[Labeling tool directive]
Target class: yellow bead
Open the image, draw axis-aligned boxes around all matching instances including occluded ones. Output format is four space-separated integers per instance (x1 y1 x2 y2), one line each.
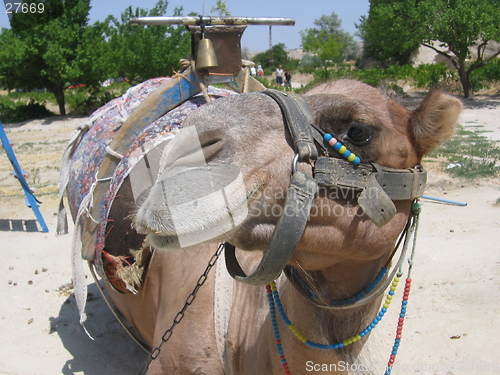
338 145 347 154
394 277 400 282
347 153 356 162
383 303 389 309
390 286 397 291
387 295 393 300
355 334 362 341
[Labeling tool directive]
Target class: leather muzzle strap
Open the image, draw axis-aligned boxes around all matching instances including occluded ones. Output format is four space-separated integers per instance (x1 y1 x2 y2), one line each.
262 89 322 162
225 170 317 286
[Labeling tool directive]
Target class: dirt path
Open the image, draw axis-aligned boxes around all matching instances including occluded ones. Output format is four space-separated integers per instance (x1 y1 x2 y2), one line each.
0 95 499 374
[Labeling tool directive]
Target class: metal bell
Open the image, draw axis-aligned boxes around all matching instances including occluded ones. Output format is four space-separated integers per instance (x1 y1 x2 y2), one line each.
196 36 218 70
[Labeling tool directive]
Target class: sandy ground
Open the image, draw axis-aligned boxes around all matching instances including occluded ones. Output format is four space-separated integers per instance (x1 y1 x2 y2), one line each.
0 95 499 375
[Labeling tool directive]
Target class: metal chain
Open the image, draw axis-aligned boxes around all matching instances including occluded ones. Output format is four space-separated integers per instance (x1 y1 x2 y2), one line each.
139 242 225 375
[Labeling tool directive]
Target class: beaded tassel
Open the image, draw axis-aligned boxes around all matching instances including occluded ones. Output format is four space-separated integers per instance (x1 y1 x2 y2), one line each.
384 278 412 375
266 284 292 375
323 133 361 165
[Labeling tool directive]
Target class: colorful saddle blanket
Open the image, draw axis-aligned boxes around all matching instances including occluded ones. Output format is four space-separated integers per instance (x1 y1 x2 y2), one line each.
60 78 235 292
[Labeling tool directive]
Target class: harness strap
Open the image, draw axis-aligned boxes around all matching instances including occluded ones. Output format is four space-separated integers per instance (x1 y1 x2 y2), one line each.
262 90 321 162
225 170 317 285
314 157 427 201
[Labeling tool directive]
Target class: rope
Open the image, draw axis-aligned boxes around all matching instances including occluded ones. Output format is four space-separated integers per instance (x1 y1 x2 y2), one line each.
105 146 124 159
79 172 113 225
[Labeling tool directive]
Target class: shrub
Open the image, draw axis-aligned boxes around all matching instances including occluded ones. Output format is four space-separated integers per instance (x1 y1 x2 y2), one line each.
0 96 53 123
470 58 500 92
66 86 118 116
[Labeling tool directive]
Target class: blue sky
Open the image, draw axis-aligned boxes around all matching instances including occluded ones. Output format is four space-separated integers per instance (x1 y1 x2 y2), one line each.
0 0 370 52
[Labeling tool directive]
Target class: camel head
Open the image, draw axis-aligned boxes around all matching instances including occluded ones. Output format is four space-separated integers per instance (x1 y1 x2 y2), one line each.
135 80 461 277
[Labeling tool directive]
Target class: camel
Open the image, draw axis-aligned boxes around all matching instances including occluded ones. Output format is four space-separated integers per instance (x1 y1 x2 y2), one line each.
63 79 462 374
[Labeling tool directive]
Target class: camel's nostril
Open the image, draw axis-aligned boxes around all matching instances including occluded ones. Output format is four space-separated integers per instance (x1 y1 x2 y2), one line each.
201 138 225 161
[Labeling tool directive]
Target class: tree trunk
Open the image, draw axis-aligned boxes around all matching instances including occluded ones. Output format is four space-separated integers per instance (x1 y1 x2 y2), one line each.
457 62 473 99
52 86 66 116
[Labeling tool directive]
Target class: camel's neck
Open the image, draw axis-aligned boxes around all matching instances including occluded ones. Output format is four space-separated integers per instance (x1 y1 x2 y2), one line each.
227 253 387 374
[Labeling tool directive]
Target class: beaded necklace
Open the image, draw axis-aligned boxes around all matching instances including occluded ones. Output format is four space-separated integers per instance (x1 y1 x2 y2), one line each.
266 202 421 375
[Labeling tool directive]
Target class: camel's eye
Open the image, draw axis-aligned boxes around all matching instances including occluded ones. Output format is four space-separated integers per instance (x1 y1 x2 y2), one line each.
346 122 373 146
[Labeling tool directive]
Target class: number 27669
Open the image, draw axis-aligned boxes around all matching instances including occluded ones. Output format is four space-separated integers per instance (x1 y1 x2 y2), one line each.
6 3 45 14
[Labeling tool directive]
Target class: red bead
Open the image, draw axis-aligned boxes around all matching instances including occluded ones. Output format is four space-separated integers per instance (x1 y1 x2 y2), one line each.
403 296 409 301
396 334 402 339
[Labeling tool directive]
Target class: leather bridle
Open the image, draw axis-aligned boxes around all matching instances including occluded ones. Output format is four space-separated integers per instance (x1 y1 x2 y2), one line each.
225 89 427 291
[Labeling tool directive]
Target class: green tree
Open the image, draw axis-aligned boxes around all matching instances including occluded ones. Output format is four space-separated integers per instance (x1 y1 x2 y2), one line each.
357 0 421 65
301 12 361 69
104 0 190 85
210 0 231 16
0 0 107 115
359 0 500 98
253 43 289 69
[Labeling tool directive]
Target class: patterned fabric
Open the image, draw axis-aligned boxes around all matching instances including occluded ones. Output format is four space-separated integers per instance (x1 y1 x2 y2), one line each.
66 77 235 281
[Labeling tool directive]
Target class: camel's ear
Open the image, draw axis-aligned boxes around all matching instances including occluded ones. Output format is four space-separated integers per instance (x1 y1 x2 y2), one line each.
409 91 462 157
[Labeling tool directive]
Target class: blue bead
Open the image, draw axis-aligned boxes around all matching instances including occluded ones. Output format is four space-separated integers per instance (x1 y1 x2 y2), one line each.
353 156 361 165
324 133 333 142
343 150 351 158
389 290 395 295
333 142 343 150
402 300 408 305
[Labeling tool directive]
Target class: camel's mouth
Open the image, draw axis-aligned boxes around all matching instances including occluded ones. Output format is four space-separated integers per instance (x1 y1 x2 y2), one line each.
134 164 268 250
